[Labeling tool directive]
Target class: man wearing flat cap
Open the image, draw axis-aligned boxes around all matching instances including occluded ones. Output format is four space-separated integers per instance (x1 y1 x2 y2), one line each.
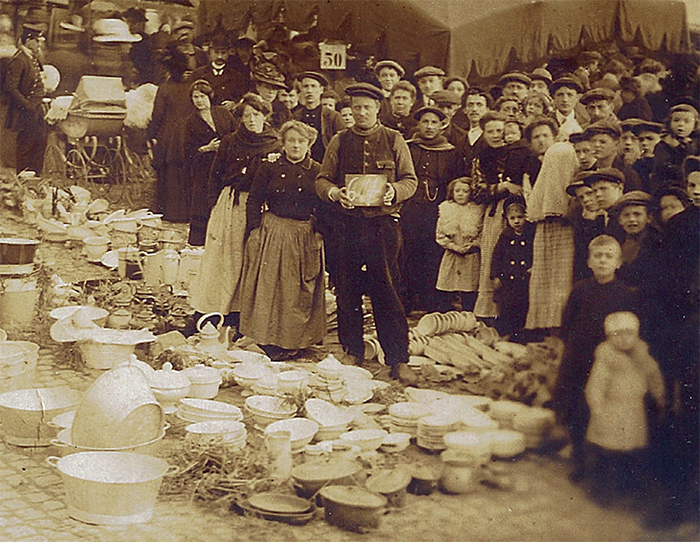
191 33 246 107
625 120 663 193
500 72 531 103
293 71 343 163
582 167 626 230
551 76 586 141
581 87 618 126
4 23 47 173
316 82 418 383
529 68 552 96
375 60 404 98
413 66 444 109
430 89 466 147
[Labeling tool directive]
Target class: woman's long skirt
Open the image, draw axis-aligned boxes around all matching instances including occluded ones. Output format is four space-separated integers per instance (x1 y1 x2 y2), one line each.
189 187 247 314
474 201 505 318
525 217 574 329
239 212 326 350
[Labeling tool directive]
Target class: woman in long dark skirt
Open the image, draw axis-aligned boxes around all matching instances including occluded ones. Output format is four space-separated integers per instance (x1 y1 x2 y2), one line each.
239 120 325 360
183 79 235 246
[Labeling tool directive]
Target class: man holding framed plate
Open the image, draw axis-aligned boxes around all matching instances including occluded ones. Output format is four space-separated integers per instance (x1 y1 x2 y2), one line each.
316 83 418 383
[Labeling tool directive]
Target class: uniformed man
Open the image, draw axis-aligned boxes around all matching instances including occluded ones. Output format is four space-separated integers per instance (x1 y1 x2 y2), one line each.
316 82 418 383
293 71 343 163
4 23 47 174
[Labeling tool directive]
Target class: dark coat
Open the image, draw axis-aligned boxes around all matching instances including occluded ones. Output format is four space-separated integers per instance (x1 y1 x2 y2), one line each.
4 49 43 131
190 64 247 105
293 105 344 162
406 138 461 205
379 110 417 138
651 137 700 188
184 106 236 240
617 95 652 121
459 133 486 179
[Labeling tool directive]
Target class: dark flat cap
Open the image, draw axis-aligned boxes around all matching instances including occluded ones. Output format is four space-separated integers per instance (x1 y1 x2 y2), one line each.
431 90 461 106
414 66 445 80
634 121 664 134
614 190 653 210
580 87 616 105
375 60 405 78
296 71 329 87
566 172 591 196
584 120 622 139
530 68 553 84
414 106 446 121
345 82 384 102
582 167 625 187
550 76 584 95
569 131 592 144
500 72 531 86
22 23 45 37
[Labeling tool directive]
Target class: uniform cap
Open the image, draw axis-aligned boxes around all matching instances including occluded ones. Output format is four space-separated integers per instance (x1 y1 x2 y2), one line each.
296 71 329 87
345 82 384 102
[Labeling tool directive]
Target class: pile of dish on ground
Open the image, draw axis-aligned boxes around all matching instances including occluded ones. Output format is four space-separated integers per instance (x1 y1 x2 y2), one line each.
0 305 563 533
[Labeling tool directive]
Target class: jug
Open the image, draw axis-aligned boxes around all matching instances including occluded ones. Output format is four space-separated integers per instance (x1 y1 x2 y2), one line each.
265 430 292 483
162 249 180 285
195 312 230 359
138 251 164 286
178 247 204 287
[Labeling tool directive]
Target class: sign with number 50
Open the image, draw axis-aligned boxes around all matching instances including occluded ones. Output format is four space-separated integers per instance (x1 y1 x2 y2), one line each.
320 43 347 70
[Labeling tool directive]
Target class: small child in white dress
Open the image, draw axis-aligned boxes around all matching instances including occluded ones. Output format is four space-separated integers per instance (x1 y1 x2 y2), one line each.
435 177 485 311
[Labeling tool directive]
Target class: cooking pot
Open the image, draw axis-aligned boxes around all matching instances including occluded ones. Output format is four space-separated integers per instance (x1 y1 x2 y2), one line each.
0 238 40 265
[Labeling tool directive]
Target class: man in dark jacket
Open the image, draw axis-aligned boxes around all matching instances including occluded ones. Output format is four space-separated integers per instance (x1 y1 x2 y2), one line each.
190 34 246 107
4 23 47 174
316 83 418 383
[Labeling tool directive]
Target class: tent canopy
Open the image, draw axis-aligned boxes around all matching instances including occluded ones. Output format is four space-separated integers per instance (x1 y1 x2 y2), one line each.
198 0 690 79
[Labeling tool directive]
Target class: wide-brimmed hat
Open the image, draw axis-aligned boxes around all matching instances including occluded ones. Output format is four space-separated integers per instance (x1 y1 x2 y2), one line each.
59 15 86 33
252 62 286 89
375 60 405 78
92 18 141 42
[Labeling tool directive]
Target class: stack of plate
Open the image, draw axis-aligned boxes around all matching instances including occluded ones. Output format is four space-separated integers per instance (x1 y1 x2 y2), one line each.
416 414 461 451
234 493 315 525
308 373 346 403
185 420 247 450
176 398 243 424
388 402 427 436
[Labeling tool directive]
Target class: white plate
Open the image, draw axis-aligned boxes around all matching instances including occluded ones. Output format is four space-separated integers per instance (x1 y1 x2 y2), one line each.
100 250 119 270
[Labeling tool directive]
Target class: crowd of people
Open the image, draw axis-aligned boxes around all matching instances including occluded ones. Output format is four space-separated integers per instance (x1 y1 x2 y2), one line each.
1 10 698 529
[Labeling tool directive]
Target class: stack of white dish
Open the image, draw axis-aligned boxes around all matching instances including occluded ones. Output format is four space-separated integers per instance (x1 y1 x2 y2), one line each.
388 402 427 436
177 398 243 424
252 374 280 396
416 414 461 451
264 418 319 452
488 400 529 430
339 429 388 452
231 361 274 388
245 395 297 429
511 407 555 448
380 432 411 453
308 373 346 403
185 420 247 450
443 431 493 465
483 430 526 459
278 370 309 394
304 398 353 441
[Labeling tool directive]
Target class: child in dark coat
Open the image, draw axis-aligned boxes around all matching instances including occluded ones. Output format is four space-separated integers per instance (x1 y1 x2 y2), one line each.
553 235 636 482
490 196 534 341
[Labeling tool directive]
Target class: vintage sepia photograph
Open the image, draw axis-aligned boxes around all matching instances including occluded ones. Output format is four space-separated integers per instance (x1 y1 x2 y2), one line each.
0 0 697 540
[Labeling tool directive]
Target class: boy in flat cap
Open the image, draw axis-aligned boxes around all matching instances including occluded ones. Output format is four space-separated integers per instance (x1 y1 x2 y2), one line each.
4 23 47 174
413 66 444 109
316 82 418 383
293 71 344 163
375 60 404 98
431 89 466 147
585 121 643 191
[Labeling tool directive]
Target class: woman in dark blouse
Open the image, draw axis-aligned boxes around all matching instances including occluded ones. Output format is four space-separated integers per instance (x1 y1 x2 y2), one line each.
184 79 235 245
239 120 325 359
188 93 280 321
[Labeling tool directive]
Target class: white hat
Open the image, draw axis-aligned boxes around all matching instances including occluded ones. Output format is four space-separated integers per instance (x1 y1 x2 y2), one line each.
92 18 141 43
59 15 85 33
604 312 640 334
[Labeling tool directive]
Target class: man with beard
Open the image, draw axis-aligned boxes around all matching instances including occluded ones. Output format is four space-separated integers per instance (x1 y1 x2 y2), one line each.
190 34 246 107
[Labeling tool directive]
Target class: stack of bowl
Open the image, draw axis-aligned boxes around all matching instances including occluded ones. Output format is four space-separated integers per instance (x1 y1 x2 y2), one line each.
245 395 297 429
264 418 319 452
512 407 555 449
278 370 309 394
443 431 493 465
388 402 427 436
379 432 411 453
305 399 354 441
182 365 222 399
185 420 247 450
232 361 274 389
177 398 243 423
252 374 279 396
339 429 388 453
488 400 529 430
416 414 461 451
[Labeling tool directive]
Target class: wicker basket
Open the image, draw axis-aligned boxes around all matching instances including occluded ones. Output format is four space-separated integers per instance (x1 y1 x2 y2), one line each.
77 342 135 370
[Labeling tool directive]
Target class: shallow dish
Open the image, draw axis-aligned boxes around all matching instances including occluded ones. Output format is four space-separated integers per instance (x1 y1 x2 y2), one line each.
340 429 388 452
264 418 318 452
179 398 242 418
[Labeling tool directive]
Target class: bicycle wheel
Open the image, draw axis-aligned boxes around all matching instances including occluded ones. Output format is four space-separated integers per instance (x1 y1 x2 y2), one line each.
99 147 127 205
42 144 67 186
66 148 88 187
